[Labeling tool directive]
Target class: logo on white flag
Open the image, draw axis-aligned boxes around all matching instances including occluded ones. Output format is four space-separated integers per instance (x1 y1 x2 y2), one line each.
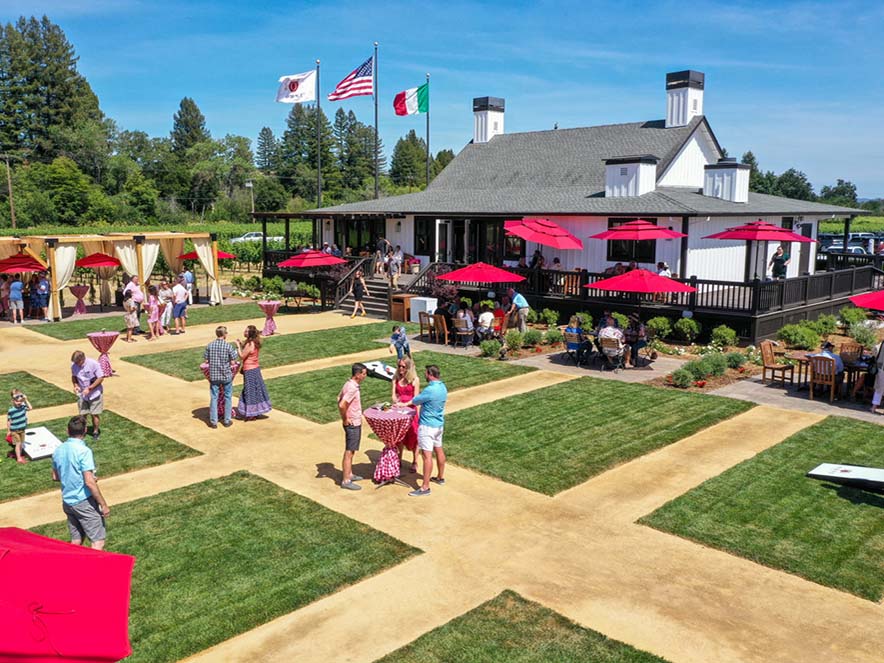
277 70 316 104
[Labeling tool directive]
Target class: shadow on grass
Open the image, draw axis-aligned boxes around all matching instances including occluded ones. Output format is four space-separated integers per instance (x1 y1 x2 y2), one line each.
821 483 884 509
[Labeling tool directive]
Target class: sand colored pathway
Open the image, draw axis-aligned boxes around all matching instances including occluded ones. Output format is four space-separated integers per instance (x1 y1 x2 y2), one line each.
1 314 881 663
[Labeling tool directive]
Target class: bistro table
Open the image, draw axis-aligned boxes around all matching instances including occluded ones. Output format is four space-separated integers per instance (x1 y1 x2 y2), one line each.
258 300 281 336
363 405 415 487
69 284 90 315
785 353 811 389
86 331 120 377
199 361 241 420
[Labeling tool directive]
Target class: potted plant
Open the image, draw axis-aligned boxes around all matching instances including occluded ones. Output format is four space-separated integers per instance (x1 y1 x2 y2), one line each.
406 257 421 274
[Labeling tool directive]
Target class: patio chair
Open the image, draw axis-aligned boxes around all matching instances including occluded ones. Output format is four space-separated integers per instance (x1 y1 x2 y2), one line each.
418 311 435 342
599 336 626 371
452 318 474 349
839 342 863 365
492 311 505 337
562 331 584 366
760 340 794 386
808 355 837 402
433 314 451 346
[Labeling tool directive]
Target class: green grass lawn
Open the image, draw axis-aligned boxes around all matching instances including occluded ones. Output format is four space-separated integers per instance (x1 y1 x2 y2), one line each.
33 471 419 663
376 590 669 663
443 377 753 495
267 350 536 423
0 371 76 408
27 302 296 341
123 321 415 381
0 411 200 503
640 416 884 601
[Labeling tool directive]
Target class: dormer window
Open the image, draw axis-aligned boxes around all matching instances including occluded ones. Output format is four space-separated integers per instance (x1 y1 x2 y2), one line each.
604 155 659 197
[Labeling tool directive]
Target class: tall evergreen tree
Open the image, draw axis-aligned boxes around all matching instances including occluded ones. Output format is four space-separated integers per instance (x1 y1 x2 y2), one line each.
170 97 210 155
279 104 337 200
432 148 455 179
774 168 815 201
255 126 279 171
390 130 427 187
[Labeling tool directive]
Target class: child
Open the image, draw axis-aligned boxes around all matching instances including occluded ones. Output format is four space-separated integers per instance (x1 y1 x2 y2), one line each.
389 325 411 360
122 291 138 342
7 389 32 464
146 285 161 340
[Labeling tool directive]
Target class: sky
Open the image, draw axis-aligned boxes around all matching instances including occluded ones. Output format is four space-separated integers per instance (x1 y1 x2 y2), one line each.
4 0 884 197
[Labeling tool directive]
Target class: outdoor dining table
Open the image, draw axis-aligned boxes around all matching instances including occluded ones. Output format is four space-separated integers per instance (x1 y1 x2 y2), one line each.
784 353 811 389
86 331 120 377
258 300 281 336
363 405 415 487
68 284 90 315
199 361 241 420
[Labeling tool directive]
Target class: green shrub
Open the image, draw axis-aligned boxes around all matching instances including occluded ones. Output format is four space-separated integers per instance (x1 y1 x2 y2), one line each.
710 324 738 348
703 353 728 377
839 306 868 327
479 299 495 310
544 328 563 345
230 275 244 287
480 339 502 357
777 324 820 350
261 276 284 296
245 275 261 291
684 360 709 381
725 351 747 369
670 368 694 388
575 311 593 329
646 316 672 339
674 317 701 343
806 314 838 338
848 322 878 349
459 296 472 308
526 309 538 324
295 281 320 299
540 308 559 327
610 312 629 329
522 329 543 346
505 330 523 352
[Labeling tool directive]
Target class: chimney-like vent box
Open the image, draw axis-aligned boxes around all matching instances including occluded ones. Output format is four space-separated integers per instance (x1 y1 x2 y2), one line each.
666 70 705 128
704 157 750 203
473 96 505 144
604 155 659 197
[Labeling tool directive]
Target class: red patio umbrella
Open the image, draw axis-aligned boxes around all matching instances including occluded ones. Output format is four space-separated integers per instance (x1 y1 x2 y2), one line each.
0 254 46 274
277 250 347 268
504 218 584 250
584 268 696 293
0 527 135 662
75 252 121 268
178 250 235 260
588 219 687 241
848 290 884 310
436 262 526 284
702 220 817 280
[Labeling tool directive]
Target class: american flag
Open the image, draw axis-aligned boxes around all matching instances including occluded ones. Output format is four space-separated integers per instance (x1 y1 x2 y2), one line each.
328 56 374 101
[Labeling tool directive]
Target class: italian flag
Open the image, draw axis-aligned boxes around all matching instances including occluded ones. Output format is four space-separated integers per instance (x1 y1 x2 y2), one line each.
393 83 429 116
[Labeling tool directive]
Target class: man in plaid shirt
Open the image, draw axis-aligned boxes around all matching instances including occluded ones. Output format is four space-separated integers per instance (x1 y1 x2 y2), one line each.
204 326 239 428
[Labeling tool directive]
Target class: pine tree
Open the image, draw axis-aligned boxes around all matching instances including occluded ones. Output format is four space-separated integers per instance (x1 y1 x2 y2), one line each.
432 148 455 180
279 104 337 200
774 168 815 201
255 127 279 171
170 97 210 155
390 130 427 187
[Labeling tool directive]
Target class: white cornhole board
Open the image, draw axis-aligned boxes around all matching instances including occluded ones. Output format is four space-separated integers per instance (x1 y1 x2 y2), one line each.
807 463 884 494
364 361 395 382
22 426 63 460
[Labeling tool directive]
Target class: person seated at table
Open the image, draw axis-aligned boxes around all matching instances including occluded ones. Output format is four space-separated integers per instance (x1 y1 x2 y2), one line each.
517 256 528 269
458 300 475 325
455 307 475 345
565 315 591 364
627 261 638 272
614 263 627 276
657 261 671 277
811 340 845 396
433 302 452 329
391 356 420 473
598 316 630 365
624 313 647 367
476 304 496 340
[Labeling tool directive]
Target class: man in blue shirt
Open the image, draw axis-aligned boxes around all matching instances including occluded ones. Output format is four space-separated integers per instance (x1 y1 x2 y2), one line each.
183 267 195 305
812 341 845 396
51 416 110 550
506 287 530 333
405 365 448 496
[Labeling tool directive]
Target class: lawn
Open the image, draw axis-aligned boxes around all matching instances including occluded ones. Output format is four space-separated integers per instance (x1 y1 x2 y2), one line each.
267 350 536 423
0 371 76 408
27 302 293 341
33 471 419 663
0 411 200 503
376 590 669 663
443 377 754 495
640 416 884 601
123 321 414 381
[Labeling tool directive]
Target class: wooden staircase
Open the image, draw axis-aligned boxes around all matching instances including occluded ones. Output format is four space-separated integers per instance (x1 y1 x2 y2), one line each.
338 275 391 318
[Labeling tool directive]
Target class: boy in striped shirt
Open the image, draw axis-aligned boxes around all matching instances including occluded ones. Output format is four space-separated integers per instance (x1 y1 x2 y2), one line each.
7 389 33 464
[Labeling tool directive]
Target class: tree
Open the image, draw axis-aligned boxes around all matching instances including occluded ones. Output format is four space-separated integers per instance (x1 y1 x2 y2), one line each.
170 97 210 155
774 168 815 201
252 175 289 212
390 130 427 187
432 148 455 179
279 104 338 201
819 179 857 207
255 127 279 171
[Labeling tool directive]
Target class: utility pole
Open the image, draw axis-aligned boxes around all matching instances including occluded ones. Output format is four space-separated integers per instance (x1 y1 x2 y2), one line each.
3 154 16 230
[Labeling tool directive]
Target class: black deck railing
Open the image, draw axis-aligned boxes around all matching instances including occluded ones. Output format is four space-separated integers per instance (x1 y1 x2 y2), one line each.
824 252 884 271
263 251 370 308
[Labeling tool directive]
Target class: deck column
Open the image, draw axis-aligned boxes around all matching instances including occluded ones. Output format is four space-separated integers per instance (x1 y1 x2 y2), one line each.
842 215 853 255
679 215 689 277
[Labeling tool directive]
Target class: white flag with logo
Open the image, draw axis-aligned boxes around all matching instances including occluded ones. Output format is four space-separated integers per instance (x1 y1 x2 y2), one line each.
276 70 316 104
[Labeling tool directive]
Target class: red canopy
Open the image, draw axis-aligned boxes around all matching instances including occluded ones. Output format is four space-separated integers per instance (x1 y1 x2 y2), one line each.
76 252 121 269
702 220 816 243
504 218 584 250
436 262 526 284
589 219 687 241
277 250 347 268
0 254 45 274
848 290 884 310
585 268 696 293
0 527 135 662
178 250 235 260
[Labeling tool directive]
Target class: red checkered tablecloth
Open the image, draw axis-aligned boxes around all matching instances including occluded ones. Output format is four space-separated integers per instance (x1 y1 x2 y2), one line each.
86 331 120 377
258 300 281 336
69 284 90 315
364 406 415 483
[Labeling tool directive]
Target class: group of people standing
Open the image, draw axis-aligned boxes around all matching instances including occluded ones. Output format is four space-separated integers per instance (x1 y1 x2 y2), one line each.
120 272 191 341
0 272 51 324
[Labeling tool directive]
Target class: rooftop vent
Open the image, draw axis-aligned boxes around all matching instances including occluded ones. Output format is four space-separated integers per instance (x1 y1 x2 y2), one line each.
666 70 704 128
704 157 750 203
604 155 659 197
473 96 505 144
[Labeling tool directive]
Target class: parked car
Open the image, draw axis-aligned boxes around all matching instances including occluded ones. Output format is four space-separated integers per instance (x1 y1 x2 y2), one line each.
821 243 867 254
230 231 284 244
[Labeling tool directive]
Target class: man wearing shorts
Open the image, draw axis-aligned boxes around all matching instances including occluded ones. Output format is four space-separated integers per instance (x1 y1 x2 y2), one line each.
71 350 104 440
337 363 367 491
172 275 188 334
406 364 448 497
52 416 110 550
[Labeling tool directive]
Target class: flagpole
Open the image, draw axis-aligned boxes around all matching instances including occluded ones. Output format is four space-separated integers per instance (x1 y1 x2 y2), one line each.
373 41 379 199
425 72 430 187
316 59 322 208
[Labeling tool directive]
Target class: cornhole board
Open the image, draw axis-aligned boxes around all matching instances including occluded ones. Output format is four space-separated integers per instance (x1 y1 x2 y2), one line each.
806 463 884 494
22 426 63 460
364 361 395 382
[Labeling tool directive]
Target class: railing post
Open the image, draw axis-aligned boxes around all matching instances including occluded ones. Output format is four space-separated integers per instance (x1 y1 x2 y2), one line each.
850 266 857 294
750 278 760 315
802 274 809 306
688 275 698 310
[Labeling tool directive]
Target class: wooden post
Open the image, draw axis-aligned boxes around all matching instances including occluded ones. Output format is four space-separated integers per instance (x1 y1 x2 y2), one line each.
134 236 146 300
842 215 853 255
46 238 60 320
211 233 222 306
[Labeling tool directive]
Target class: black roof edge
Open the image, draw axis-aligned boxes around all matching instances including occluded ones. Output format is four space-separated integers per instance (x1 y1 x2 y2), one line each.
704 161 751 170
604 154 660 165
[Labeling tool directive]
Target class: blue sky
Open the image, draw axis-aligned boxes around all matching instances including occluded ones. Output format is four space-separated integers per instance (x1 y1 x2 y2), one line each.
5 0 884 196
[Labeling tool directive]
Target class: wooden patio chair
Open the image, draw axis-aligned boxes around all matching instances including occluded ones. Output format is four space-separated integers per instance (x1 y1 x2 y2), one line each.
562 331 584 366
418 311 435 342
760 340 794 386
839 342 863 365
492 311 505 337
808 355 837 402
599 336 626 371
452 318 474 349
433 314 451 346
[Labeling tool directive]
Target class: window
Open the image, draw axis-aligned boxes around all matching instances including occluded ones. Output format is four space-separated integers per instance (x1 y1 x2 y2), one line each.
504 234 525 261
781 217 794 230
414 217 436 257
606 218 657 263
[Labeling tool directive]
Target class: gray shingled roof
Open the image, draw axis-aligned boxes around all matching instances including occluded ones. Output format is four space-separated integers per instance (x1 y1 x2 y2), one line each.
311 116 864 217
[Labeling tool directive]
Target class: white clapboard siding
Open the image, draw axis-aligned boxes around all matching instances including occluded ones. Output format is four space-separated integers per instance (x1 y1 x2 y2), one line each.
658 132 720 188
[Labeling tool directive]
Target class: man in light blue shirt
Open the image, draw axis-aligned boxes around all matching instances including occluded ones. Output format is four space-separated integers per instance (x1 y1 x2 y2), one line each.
812 341 845 395
506 287 530 333
51 416 110 549
405 365 448 496
183 267 195 304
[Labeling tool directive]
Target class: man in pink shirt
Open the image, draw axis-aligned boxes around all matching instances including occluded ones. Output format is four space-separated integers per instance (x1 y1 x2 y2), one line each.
337 363 367 491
